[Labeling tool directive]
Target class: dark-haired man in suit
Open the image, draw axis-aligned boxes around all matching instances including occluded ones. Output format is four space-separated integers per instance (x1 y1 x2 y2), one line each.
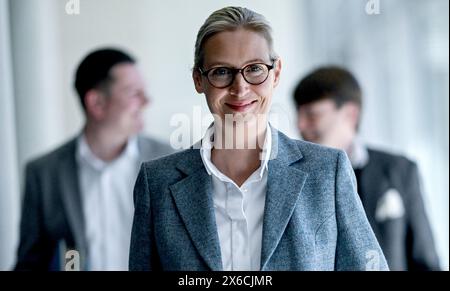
15 48 173 270
293 66 441 271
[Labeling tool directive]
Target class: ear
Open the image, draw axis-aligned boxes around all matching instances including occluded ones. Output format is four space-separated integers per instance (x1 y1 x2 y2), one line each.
272 58 282 88
84 89 107 119
192 69 204 94
343 103 360 128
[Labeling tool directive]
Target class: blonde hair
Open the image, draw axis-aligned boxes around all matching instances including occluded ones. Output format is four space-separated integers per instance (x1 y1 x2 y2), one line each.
194 6 278 70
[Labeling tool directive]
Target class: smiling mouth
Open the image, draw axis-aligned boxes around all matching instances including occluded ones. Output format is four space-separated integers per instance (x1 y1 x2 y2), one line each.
225 100 258 112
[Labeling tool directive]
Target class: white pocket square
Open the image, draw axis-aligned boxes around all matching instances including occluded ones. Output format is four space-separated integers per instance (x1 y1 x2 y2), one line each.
375 188 405 222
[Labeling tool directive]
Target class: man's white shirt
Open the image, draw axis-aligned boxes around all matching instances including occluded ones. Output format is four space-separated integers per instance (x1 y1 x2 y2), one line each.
76 134 140 271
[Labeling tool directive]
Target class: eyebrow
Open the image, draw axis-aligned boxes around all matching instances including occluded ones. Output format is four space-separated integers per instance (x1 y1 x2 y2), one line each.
206 58 271 68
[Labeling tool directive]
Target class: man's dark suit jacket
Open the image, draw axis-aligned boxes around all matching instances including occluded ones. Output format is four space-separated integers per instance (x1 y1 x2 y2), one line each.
354 148 441 271
15 135 173 270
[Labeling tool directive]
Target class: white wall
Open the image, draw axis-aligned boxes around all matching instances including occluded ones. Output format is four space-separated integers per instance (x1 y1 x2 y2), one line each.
10 0 65 171
0 0 19 271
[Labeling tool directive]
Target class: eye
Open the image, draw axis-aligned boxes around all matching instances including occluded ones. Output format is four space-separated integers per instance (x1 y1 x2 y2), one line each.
245 64 264 75
210 67 231 77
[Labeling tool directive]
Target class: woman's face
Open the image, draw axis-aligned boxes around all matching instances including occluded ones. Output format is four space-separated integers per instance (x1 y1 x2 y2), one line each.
193 28 281 125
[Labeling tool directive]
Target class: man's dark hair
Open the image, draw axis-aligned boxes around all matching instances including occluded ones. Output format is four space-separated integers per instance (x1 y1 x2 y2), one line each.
74 48 135 111
293 66 362 110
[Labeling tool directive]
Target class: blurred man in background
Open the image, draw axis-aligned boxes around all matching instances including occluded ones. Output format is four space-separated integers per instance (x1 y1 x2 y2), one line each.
293 66 441 271
15 48 173 270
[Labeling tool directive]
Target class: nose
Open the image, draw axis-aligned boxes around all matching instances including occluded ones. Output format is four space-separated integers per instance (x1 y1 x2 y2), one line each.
229 72 250 98
297 114 310 133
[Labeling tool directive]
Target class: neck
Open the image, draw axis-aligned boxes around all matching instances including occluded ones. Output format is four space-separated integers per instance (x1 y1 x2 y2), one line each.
213 116 267 149
341 134 356 155
343 136 358 158
211 122 267 187
84 122 130 162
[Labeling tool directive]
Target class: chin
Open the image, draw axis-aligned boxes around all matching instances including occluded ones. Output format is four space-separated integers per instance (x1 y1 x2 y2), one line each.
134 117 145 129
135 124 144 133
125 124 142 137
301 136 315 143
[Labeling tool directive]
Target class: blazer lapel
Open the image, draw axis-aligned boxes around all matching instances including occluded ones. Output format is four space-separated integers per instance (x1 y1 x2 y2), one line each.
59 139 88 268
169 150 223 271
260 131 308 270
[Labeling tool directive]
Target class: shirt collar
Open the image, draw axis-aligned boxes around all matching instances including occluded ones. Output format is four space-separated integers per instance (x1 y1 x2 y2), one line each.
347 136 369 169
76 133 139 171
199 123 272 182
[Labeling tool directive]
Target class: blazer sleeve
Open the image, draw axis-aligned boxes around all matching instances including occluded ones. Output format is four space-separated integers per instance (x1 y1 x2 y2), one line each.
404 162 441 270
15 162 55 270
334 151 389 271
129 164 159 271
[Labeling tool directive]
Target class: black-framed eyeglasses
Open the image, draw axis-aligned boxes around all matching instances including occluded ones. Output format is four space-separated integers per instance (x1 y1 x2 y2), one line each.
199 61 276 89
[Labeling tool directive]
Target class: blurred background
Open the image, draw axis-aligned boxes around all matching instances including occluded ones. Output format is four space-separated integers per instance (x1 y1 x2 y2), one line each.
0 0 448 270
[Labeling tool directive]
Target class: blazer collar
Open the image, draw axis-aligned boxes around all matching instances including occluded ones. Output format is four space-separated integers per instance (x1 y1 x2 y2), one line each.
260 130 308 270
59 138 88 268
